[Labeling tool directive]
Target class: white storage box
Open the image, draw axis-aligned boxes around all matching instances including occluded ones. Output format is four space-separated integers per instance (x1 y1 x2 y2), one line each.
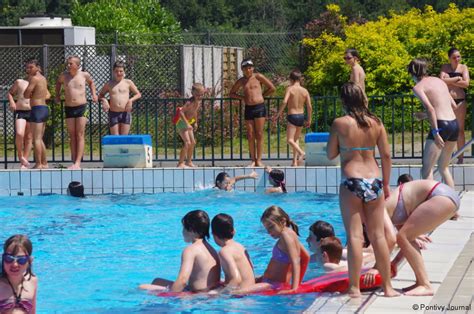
102 135 153 168
305 132 339 166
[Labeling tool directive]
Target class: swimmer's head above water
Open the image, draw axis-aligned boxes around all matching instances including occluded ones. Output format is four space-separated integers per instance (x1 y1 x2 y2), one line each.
68 181 85 198
215 172 231 191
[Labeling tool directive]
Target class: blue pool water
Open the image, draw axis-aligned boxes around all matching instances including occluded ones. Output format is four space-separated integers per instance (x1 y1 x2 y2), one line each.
1 191 343 313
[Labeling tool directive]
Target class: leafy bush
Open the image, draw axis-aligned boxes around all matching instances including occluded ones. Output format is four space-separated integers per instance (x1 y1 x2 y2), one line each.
303 4 474 96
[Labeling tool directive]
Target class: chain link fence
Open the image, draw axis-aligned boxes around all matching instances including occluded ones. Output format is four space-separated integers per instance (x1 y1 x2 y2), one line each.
96 31 306 77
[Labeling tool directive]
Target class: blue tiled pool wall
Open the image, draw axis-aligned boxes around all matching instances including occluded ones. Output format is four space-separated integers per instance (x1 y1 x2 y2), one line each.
0 165 472 196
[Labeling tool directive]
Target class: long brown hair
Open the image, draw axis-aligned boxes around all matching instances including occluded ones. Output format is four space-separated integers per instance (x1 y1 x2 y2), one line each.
1 234 34 279
340 82 380 128
261 205 299 236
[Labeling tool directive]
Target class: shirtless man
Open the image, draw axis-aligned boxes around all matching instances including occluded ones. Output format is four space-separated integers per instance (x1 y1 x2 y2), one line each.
230 59 276 167
8 73 32 169
99 61 141 135
211 213 255 291
139 210 221 292
24 59 50 169
408 58 459 188
273 69 312 166
55 56 98 169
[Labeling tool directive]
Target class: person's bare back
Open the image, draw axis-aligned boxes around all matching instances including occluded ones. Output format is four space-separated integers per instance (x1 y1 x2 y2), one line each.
9 79 30 110
186 239 221 291
219 240 255 290
284 84 310 115
413 76 456 121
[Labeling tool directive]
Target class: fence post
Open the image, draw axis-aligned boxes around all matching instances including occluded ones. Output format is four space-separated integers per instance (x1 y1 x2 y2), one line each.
206 30 211 45
299 28 304 70
42 45 49 78
110 44 117 78
3 102 7 169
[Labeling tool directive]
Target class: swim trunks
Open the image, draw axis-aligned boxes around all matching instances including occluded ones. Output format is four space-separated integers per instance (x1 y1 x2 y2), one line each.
341 177 383 203
14 110 31 122
427 119 459 142
108 111 131 127
30 105 49 123
287 114 305 127
65 104 87 119
176 118 195 132
244 103 266 120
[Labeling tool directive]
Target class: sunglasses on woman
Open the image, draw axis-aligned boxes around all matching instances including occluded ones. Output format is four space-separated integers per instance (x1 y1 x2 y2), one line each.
2 254 29 265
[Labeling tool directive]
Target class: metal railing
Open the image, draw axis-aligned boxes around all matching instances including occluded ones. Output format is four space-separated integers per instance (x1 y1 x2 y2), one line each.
1 95 472 168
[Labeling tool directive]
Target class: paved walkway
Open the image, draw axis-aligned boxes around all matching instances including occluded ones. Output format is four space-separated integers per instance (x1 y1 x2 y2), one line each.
304 191 474 313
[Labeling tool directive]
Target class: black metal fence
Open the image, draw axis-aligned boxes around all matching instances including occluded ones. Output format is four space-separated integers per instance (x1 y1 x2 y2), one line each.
1 95 472 168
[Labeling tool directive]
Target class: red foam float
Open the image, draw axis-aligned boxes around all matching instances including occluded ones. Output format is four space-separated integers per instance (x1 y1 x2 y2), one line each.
155 264 396 297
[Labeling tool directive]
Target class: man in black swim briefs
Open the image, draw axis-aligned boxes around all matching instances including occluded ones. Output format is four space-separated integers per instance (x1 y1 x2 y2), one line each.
408 58 459 188
230 59 276 167
24 58 50 169
55 56 98 170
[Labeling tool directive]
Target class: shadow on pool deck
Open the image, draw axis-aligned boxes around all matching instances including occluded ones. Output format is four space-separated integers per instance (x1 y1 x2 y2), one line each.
304 191 474 314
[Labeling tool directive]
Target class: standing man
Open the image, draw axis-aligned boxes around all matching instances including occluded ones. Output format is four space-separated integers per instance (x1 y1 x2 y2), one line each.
408 58 459 188
24 58 50 169
230 59 275 167
55 56 98 169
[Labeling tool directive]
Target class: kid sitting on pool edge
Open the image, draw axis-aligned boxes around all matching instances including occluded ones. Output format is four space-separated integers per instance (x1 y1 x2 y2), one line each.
211 213 255 291
139 210 221 292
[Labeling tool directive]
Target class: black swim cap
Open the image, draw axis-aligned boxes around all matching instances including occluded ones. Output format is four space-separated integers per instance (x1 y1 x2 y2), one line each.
68 181 85 198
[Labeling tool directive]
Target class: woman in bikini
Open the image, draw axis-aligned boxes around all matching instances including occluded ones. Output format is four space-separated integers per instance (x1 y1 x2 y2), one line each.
384 177 460 296
440 48 470 164
327 82 398 298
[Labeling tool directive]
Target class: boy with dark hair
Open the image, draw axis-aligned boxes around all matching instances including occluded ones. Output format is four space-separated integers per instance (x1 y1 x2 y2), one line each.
211 214 255 291
306 220 336 262
214 171 258 191
140 210 221 292
99 61 141 135
273 69 312 166
230 59 276 167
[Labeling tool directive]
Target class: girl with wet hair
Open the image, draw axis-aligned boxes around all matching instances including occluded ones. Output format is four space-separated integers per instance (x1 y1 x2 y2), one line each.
264 166 287 193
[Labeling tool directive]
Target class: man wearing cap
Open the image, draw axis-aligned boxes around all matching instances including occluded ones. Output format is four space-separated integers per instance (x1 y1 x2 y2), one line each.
230 59 276 167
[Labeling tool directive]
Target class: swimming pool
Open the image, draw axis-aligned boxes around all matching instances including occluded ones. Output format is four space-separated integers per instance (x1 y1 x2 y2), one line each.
1 191 343 313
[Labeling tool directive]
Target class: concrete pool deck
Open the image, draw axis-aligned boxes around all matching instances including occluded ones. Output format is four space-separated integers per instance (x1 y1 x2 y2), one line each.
304 191 474 314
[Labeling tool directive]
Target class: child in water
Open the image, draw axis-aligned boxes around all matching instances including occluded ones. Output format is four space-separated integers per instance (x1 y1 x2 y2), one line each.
264 166 286 193
139 210 221 292
211 214 255 291
0 235 37 313
236 206 309 294
319 236 349 273
174 83 205 168
215 171 258 191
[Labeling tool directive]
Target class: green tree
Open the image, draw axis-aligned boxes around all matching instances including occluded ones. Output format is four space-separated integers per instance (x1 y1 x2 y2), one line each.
0 0 46 26
70 0 181 44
